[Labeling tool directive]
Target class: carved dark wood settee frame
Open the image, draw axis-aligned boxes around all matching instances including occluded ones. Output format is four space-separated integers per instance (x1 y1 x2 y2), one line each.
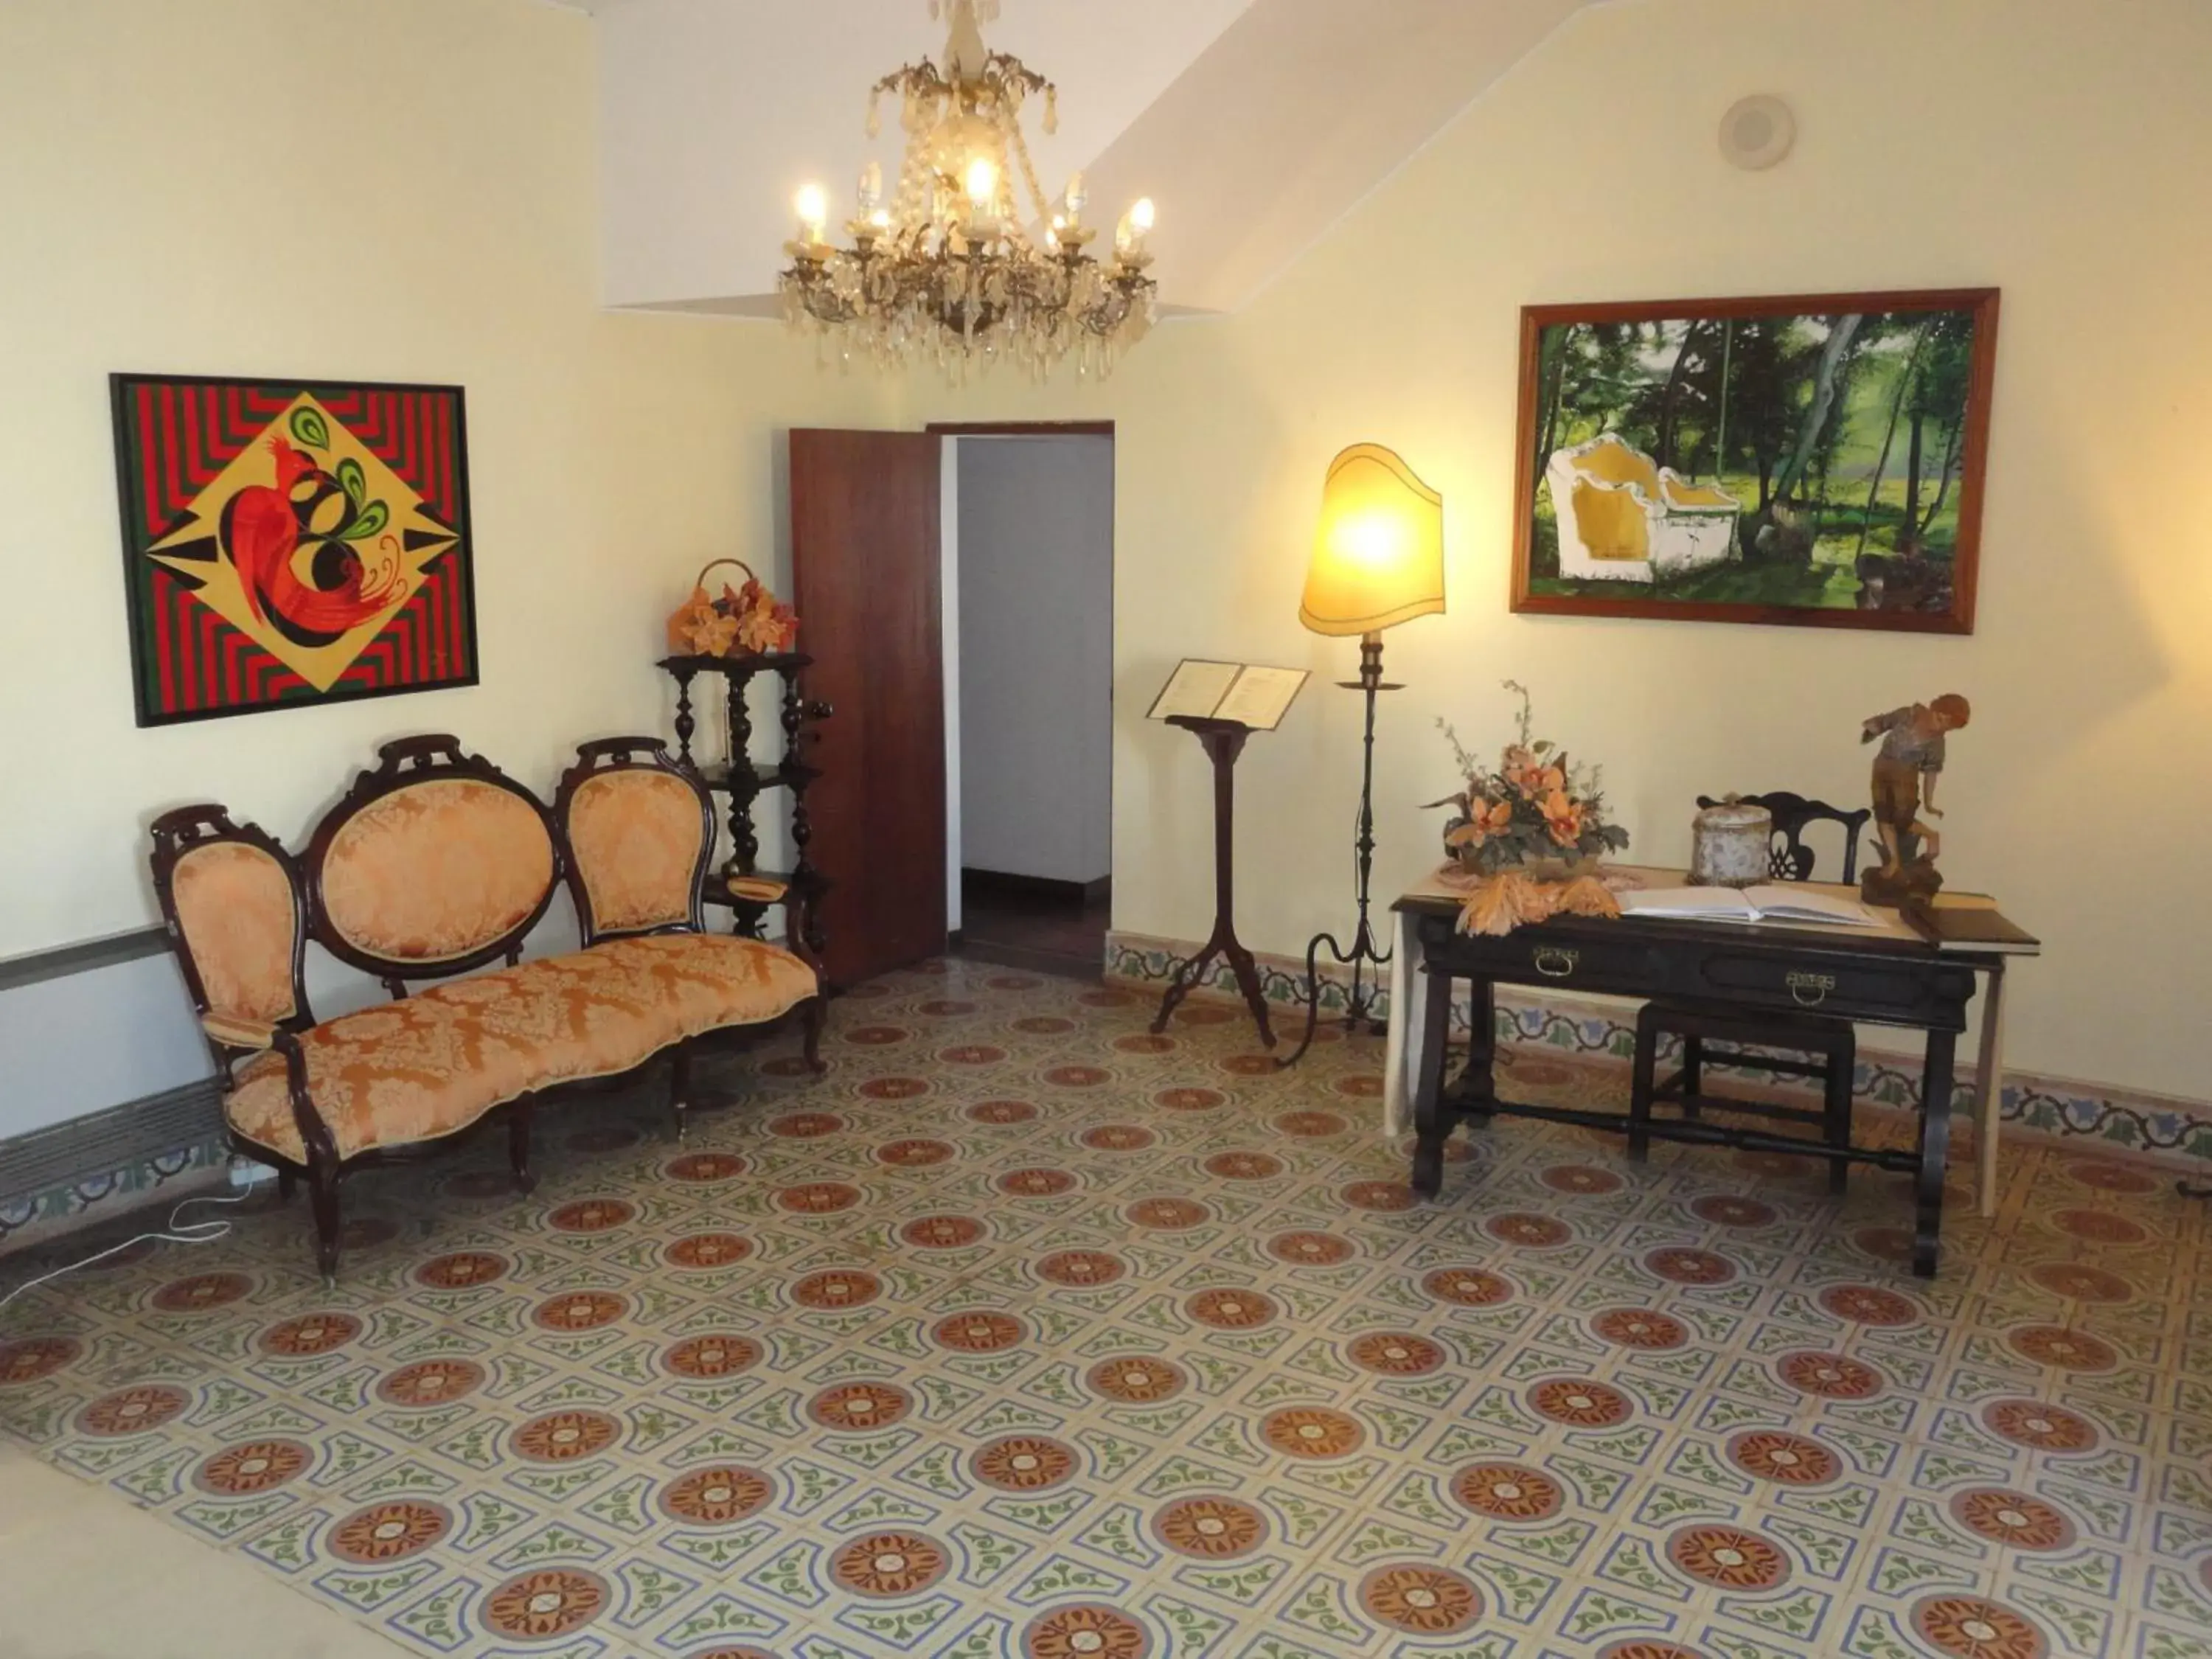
150 734 825 1283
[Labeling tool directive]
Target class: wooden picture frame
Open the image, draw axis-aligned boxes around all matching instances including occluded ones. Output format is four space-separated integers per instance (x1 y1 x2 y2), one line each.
111 372 479 726
1509 288 1999 633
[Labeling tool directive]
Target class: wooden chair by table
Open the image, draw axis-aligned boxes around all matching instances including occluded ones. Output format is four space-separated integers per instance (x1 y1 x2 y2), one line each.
1629 793 1874 1192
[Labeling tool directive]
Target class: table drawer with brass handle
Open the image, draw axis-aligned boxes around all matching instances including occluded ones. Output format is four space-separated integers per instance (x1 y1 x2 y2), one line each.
1419 923 1662 998
1694 950 1970 1029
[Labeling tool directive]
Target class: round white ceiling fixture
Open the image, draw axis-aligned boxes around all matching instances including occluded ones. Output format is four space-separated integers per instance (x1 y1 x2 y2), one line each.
1719 95 1795 171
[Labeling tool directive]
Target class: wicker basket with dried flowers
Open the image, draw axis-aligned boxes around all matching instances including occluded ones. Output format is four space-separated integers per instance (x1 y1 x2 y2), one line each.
667 559 799 658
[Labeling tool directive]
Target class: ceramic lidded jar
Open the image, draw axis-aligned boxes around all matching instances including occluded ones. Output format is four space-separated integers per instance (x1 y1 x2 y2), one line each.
1689 796 1773 888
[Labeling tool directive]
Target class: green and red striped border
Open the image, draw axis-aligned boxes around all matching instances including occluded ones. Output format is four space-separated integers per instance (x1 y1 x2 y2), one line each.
110 372 478 727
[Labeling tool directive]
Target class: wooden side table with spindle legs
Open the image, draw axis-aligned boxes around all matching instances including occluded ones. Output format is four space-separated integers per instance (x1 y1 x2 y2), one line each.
659 653 831 959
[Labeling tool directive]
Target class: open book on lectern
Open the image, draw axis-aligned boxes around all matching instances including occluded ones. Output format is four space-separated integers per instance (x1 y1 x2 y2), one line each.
1146 659 1310 731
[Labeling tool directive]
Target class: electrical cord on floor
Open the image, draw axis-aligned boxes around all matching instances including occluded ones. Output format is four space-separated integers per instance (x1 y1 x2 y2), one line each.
0 1179 266 1319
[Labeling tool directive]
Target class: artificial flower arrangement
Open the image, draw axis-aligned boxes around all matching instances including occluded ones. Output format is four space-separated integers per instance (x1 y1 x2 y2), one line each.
667 558 799 658
1426 680 1632 934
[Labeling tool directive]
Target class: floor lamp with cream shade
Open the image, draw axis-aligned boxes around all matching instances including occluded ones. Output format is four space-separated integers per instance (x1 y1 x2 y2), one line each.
1278 443 1446 1068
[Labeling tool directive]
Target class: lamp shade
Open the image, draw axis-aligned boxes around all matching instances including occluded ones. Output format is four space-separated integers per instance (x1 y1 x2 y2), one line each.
1298 443 1446 637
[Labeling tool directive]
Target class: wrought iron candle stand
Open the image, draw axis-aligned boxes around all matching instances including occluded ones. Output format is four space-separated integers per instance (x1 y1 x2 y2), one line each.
1277 633 1397 1069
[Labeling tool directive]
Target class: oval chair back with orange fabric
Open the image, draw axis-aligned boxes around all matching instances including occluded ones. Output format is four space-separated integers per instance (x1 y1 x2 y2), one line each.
150 805 313 1048
304 735 561 985
553 738 715 945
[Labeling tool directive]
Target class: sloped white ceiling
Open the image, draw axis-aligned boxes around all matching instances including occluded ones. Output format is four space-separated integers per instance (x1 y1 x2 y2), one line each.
1079 0 1593 314
593 0 1596 315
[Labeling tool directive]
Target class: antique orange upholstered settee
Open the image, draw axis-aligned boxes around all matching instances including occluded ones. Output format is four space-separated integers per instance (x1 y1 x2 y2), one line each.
149 734 824 1280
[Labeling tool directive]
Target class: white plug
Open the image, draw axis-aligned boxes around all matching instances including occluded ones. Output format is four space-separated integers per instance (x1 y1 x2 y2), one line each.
229 1158 279 1190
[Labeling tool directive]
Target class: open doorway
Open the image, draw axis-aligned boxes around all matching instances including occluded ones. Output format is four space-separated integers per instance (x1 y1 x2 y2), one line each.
936 424 1114 978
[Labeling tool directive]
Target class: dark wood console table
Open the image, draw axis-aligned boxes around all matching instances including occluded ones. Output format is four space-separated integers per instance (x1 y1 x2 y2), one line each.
1398 886 2033 1279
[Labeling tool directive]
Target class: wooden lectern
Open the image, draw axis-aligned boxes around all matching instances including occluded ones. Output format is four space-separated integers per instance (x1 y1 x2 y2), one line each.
1144 658 1307 1045
1150 715 1276 1045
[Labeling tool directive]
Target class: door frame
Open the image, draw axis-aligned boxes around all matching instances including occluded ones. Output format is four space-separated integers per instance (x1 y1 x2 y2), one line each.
931 421 1118 954
926 421 1116 438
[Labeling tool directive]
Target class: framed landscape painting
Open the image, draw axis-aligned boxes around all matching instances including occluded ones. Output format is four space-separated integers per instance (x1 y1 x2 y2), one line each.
1509 288 1998 633
112 372 478 726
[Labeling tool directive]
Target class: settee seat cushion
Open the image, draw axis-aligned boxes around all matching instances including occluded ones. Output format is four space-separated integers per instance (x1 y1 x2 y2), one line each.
226 933 816 1163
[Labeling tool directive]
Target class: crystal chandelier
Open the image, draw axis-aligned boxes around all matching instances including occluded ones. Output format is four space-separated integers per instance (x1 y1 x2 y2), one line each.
778 0 1158 379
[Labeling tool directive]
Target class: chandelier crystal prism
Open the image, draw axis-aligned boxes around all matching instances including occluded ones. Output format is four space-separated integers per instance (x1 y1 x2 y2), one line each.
778 0 1158 378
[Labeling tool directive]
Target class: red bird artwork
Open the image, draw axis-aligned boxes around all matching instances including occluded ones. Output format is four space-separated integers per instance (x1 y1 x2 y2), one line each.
220 436 406 647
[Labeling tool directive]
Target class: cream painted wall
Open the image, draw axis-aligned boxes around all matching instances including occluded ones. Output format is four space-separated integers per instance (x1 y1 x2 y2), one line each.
4 0 2205 1122
0 0 888 964
905 0 2212 1102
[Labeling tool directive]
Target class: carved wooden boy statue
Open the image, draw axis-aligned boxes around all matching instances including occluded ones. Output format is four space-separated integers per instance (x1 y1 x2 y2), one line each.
1860 693 1970 904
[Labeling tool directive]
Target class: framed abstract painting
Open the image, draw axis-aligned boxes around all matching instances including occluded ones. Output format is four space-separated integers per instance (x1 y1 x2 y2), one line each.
1509 288 1999 633
111 372 479 726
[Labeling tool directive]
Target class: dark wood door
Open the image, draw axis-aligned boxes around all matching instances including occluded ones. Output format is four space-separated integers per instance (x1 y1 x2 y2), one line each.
790 429 946 987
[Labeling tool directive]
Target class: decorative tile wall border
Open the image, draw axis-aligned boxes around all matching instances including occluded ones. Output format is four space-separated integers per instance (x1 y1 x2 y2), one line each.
0 1078 231 1256
0 1142 232 1256
1105 928 2212 1164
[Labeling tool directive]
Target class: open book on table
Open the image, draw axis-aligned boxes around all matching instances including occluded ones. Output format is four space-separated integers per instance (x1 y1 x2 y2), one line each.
1617 884 1879 928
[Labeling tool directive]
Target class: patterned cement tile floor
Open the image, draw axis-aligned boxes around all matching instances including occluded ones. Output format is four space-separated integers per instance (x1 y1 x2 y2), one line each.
1 959 2208 1659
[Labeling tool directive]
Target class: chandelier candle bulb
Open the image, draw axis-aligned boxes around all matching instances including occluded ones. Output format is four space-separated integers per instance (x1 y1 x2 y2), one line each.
1117 198 1156 257
795 184 828 245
